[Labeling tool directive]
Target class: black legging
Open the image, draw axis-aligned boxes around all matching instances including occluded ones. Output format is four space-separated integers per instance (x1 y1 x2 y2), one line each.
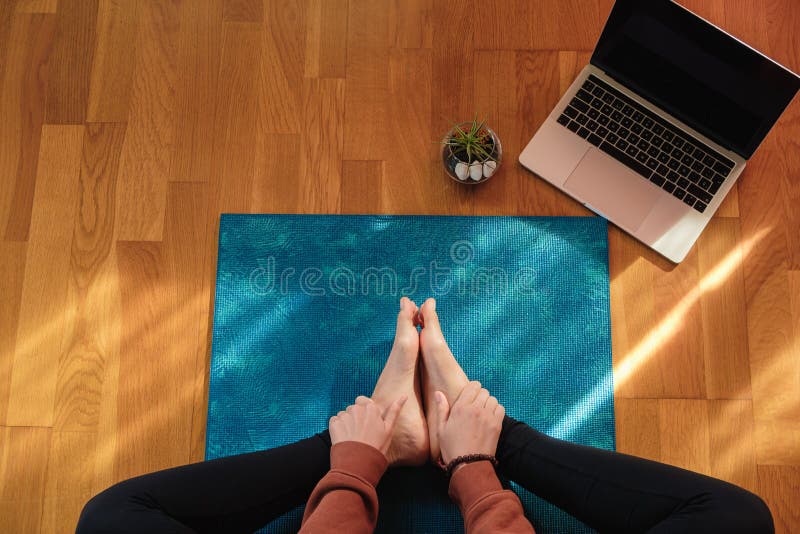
76 417 773 533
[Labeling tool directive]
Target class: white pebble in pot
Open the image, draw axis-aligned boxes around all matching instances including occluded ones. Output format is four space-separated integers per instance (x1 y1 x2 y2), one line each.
469 161 483 181
455 161 469 180
483 160 497 178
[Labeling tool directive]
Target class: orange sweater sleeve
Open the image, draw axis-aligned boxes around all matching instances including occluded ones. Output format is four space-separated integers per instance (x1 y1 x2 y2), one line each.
449 461 537 534
299 441 387 534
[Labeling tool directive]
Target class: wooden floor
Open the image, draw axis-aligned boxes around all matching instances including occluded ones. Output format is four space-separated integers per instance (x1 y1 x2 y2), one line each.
0 0 798 531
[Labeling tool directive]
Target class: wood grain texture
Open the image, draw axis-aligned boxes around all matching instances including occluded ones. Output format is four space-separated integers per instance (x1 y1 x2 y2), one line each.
341 160 383 214
0 242 25 427
0 13 55 241
614 398 660 461
297 78 345 213
697 218 751 399
714 182 739 217
0 2 14 85
115 240 191 478
171 0 222 183
1 0 799 529
257 10 301 135
317 0 348 77
250 134 300 213
45 0 97 124
658 399 711 475
383 48 436 213
774 97 800 269
516 51 576 216
6 125 84 427
757 465 800 534
41 431 96 533
0 426 51 533
739 133 798 464
474 0 601 51
709 400 757 492
54 123 126 432
115 0 179 241
160 182 212 462
209 21 261 213
162 183 213 461
390 0 433 49
16 0 59 13
86 0 140 122
222 0 261 23
343 46 390 161
90 248 123 495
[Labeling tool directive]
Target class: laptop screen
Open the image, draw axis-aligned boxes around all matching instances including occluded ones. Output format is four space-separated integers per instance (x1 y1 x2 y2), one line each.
591 0 800 159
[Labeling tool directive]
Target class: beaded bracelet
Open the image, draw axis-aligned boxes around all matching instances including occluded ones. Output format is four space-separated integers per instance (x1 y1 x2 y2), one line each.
437 454 499 476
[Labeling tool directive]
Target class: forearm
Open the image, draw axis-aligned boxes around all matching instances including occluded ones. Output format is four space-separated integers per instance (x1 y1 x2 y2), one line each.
449 461 536 534
300 441 388 534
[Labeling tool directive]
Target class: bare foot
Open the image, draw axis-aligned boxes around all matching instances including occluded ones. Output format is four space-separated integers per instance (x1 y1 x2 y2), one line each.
419 298 470 462
371 297 430 466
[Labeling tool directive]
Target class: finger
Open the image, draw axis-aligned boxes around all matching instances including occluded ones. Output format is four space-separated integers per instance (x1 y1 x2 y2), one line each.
383 395 408 431
329 417 341 442
485 396 499 412
474 388 490 408
355 395 371 406
494 404 506 419
455 380 482 406
435 391 451 429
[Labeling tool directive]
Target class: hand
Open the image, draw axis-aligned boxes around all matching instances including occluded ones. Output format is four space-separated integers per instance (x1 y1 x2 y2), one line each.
329 395 408 460
434 381 505 465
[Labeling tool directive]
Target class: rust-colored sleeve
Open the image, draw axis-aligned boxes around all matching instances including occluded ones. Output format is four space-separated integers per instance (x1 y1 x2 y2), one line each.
449 461 537 534
299 441 388 534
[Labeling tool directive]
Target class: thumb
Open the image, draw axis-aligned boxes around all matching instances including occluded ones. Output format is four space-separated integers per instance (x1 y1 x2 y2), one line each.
383 395 407 432
435 391 450 430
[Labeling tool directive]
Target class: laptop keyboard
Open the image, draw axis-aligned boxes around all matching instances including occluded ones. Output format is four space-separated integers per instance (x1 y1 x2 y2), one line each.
556 75 735 213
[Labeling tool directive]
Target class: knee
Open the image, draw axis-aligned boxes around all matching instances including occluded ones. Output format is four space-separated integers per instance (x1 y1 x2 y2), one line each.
75 492 111 534
733 490 774 534
695 485 774 533
76 484 137 534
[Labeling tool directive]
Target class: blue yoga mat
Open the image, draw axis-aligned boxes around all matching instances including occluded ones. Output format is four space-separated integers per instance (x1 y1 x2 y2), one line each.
206 215 614 533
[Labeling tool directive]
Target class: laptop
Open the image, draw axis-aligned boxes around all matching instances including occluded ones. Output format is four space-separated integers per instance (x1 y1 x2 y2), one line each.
519 0 800 263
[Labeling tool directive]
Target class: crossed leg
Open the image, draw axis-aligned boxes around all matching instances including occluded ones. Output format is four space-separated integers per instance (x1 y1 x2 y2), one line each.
77 298 431 532
78 298 772 534
419 298 773 533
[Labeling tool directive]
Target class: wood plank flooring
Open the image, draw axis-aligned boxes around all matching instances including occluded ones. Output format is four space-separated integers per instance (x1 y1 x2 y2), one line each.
0 0 798 531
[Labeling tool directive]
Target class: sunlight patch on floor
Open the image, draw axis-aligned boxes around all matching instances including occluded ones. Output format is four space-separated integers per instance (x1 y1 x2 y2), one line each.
548 227 769 440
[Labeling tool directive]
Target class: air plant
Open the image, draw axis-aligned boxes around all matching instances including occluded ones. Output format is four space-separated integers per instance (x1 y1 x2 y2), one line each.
442 116 496 163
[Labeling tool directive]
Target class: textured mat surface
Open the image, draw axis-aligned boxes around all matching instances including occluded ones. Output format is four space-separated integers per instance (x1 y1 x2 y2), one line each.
206 214 614 533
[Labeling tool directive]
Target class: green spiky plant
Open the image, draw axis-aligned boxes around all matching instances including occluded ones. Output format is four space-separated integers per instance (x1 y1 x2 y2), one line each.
443 117 495 163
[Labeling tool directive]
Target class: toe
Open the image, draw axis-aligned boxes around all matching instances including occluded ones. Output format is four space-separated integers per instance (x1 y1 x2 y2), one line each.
420 298 442 333
420 301 449 352
394 298 420 350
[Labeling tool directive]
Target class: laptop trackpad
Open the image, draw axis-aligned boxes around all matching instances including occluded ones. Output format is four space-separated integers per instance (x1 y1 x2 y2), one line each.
563 148 660 232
